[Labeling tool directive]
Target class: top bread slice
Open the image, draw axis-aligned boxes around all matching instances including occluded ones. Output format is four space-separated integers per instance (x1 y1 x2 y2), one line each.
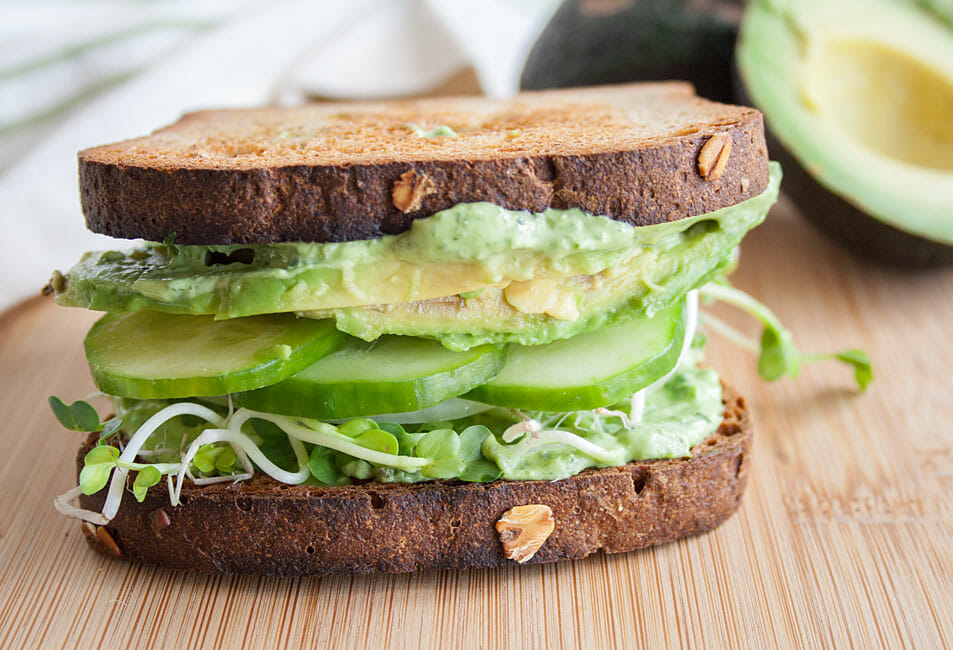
79 83 770 245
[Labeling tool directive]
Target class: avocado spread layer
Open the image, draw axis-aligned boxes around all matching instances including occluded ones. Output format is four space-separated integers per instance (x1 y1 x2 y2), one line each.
57 164 781 351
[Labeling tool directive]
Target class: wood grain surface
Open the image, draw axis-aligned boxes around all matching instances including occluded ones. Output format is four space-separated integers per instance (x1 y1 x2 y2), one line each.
1 197 951 649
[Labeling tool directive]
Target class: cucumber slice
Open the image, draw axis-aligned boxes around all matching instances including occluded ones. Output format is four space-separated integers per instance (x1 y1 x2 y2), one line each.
465 301 685 411
85 311 344 399
234 336 505 419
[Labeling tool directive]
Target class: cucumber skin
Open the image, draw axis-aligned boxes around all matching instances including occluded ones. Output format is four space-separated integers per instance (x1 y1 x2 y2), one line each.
85 314 346 399
233 345 506 419
465 307 685 411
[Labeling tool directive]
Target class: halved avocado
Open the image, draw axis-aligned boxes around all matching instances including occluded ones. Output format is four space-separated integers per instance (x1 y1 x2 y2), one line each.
738 0 953 266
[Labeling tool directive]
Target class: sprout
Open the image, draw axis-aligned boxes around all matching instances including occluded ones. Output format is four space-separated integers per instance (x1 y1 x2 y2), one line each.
700 282 872 390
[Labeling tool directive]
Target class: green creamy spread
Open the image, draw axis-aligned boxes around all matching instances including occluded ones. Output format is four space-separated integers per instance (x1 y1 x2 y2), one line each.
57 164 781 347
483 360 723 480
403 122 458 137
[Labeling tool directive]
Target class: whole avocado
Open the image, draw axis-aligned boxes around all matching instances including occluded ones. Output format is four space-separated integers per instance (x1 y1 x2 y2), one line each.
737 0 953 266
521 0 744 103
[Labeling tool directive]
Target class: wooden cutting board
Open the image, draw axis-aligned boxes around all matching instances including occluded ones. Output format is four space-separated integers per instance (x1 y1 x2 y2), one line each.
0 197 950 649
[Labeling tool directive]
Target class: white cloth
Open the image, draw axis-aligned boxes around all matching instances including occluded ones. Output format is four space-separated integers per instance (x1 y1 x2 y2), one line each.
0 0 559 312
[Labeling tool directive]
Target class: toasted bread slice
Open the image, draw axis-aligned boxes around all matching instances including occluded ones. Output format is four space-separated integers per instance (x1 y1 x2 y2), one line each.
79 83 769 245
76 387 751 576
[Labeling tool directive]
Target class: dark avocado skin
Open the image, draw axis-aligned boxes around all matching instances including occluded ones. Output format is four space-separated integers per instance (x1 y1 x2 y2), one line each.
520 0 743 103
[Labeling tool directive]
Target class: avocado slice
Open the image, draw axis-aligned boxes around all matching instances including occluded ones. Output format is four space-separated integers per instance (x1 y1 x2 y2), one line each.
521 0 743 103
737 0 953 266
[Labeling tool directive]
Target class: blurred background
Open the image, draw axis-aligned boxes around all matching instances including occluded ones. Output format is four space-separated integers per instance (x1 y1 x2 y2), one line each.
2 0 952 312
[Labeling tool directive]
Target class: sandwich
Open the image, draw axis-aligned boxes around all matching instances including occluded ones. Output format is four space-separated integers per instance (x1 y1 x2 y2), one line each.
46 83 864 575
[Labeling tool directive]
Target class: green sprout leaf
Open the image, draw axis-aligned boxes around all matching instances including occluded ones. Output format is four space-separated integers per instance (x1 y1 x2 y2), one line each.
415 429 465 479
424 457 466 479
308 447 350 486
132 466 161 502
352 428 399 455
340 459 374 480
835 349 873 391
415 429 460 460
700 283 872 391
215 446 238 472
99 417 123 443
249 418 298 472
758 325 800 381
79 445 119 495
49 396 103 432
338 418 378 437
192 444 222 474
308 450 337 484
458 425 502 483
379 422 425 455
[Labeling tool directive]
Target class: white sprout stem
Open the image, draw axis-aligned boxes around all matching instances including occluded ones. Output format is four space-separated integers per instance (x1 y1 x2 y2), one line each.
101 403 227 520
653 288 698 388
133 447 177 458
115 460 180 473
699 282 779 328
118 403 226 464
501 419 543 442
629 391 646 425
510 429 621 465
54 486 110 525
233 408 429 471
191 473 254 486
700 311 760 353
174 427 310 505
594 407 634 430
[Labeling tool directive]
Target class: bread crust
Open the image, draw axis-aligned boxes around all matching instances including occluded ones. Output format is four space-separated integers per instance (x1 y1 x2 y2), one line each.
78 84 770 244
76 387 752 575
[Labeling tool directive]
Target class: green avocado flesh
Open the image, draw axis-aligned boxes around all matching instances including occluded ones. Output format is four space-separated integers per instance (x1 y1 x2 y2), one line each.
738 0 953 246
57 165 779 350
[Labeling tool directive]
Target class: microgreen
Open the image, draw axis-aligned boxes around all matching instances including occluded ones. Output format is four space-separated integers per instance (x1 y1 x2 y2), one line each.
378 422 425 455
700 283 872 391
308 447 345 485
79 445 119 495
338 418 378 437
415 428 464 479
132 466 161 502
457 425 502 483
192 444 224 473
49 396 104 432
99 417 123 442
352 428 399 455
340 459 373 480
415 429 460 460
249 418 299 472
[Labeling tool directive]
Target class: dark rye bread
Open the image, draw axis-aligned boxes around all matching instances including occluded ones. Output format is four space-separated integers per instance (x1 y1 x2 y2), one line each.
76 387 752 576
79 83 770 245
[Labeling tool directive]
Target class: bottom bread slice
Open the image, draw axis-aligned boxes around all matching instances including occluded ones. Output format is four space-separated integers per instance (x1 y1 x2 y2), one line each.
76 387 752 576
